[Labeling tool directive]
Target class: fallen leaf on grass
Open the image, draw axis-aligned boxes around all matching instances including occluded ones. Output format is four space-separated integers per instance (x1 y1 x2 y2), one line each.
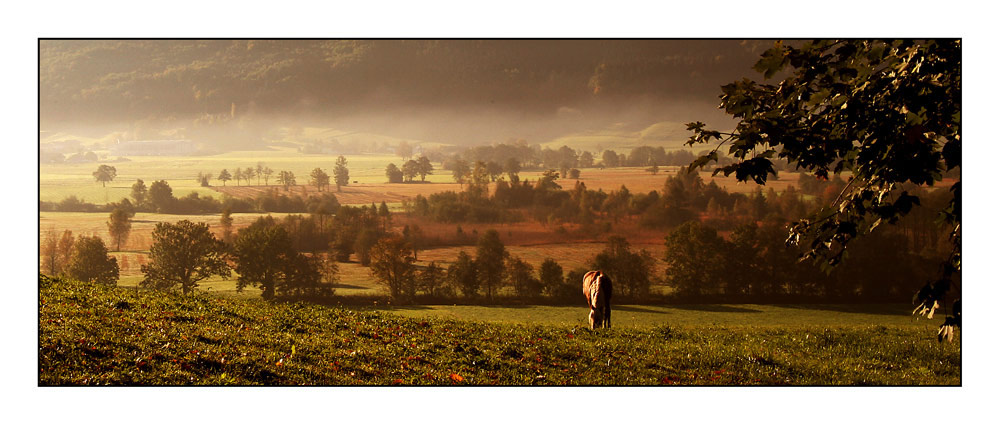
450 373 464 383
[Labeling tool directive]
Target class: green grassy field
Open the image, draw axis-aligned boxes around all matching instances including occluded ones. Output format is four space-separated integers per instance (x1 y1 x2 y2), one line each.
39 150 432 203
39 275 960 385
370 303 937 329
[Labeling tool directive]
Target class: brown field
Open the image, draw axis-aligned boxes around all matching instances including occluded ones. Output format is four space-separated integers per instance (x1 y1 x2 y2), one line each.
212 181 467 205
39 164 813 291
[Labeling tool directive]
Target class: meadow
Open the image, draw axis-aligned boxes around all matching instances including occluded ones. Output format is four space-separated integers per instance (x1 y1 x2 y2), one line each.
39 275 961 386
40 149 805 205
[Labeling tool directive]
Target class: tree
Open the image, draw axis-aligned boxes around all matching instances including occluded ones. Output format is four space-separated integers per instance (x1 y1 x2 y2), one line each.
535 169 561 192
539 258 564 298
448 250 478 298
402 224 423 261
196 172 212 187
130 179 148 207
66 236 119 286
57 230 75 274
475 229 507 300
579 151 595 168
378 201 391 231
601 150 620 167
255 162 265 185
485 161 503 182
333 155 350 192
402 159 420 182
218 169 232 186
396 141 413 160
310 168 330 192
92 164 116 187
354 228 381 266
569 168 581 179
148 180 174 213
416 155 434 181
503 158 521 183
110 198 136 218
140 220 231 295
506 255 540 299
685 39 961 331
278 170 296 190
662 221 728 298
233 217 297 300
418 261 446 297
262 166 274 186
592 236 654 299
278 252 330 298
385 163 404 183
234 167 243 186
220 206 234 244
369 235 416 301
452 159 470 187
471 160 490 191
244 167 257 186
107 207 132 251
41 228 60 275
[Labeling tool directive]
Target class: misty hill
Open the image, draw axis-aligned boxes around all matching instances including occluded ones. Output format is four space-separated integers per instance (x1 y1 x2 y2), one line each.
40 40 762 149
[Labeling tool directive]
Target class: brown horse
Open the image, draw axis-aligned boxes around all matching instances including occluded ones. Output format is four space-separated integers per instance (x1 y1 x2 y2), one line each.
582 270 612 329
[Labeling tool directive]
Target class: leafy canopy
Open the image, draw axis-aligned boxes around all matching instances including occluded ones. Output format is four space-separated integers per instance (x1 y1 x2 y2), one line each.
140 220 231 295
686 39 960 324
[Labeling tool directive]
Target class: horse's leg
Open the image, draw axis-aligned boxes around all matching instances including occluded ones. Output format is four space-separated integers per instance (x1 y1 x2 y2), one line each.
605 302 611 329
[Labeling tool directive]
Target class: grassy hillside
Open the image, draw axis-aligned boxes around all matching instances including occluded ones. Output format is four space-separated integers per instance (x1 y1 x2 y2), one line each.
39 276 960 385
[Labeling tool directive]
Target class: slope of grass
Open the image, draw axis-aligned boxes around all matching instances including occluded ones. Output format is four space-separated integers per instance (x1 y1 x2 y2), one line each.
39 275 960 386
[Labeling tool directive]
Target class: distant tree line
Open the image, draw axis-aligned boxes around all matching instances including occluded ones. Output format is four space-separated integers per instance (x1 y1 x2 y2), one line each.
40 179 343 215
440 142 743 172
385 156 434 183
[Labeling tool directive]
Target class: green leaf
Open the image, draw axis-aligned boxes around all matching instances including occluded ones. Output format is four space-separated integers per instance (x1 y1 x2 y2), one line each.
753 43 789 79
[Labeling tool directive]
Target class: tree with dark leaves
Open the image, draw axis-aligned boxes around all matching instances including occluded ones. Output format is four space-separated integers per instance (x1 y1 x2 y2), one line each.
475 229 507 300
66 236 119 286
333 156 350 192
107 207 132 251
92 164 116 187
686 39 960 337
141 220 231 295
369 235 416 301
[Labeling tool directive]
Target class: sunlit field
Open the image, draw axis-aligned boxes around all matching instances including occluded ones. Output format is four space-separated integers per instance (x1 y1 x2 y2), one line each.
41 147 810 205
39 276 961 386
371 303 937 329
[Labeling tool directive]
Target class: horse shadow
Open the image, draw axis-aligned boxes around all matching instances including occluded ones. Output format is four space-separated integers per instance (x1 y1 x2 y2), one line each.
667 304 763 313
615 305 670 315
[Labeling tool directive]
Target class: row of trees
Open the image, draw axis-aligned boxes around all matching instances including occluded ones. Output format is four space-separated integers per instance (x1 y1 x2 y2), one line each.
137 219 336 299
442 143 759 174
385 156 434 183
40 229 119 286
663 220 933 302
365 229 656 303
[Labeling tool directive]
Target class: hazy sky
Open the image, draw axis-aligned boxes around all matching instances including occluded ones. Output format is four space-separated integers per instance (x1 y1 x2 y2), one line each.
40 39 771 146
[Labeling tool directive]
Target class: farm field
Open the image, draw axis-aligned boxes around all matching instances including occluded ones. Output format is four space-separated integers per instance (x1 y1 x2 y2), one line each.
39 275 961 385
39 150 419 204
39 211 282 253
40 148 811 205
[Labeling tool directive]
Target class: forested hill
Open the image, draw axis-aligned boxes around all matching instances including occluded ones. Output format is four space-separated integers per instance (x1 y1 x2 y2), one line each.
40 40 760 145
